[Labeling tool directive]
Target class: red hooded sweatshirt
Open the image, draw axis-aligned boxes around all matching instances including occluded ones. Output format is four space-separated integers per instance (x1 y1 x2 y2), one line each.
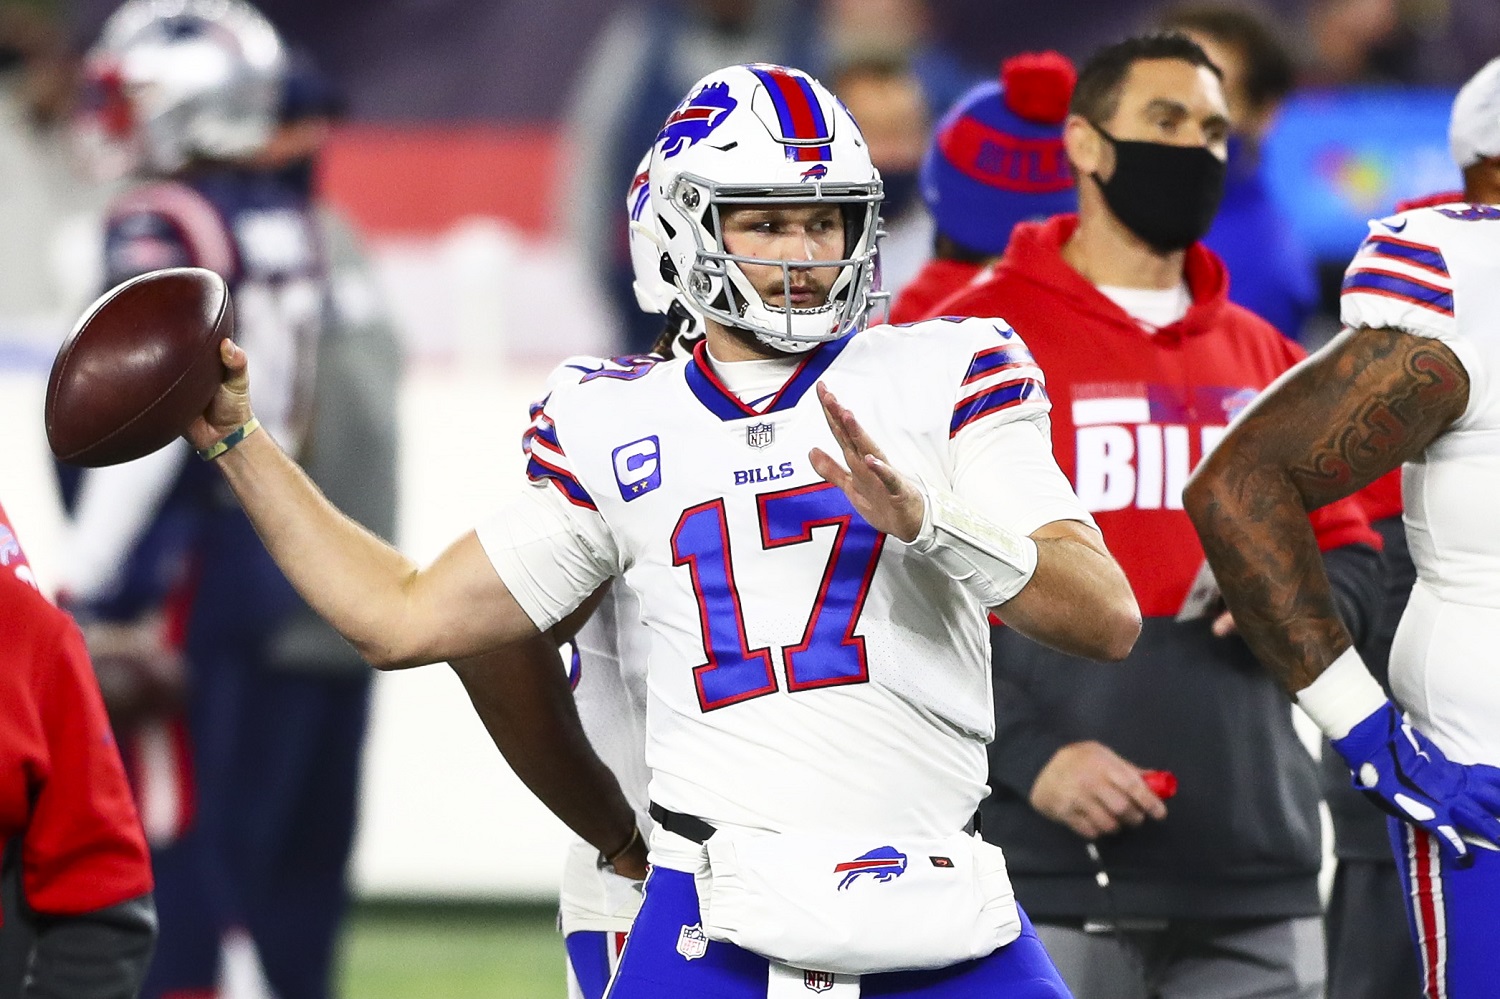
931 215 1379 618
888 258 985 325
0 502 152 921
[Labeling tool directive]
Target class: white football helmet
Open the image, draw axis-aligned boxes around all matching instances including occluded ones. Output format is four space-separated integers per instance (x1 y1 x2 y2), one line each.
76 0 286 177
626 149 703 352
648 64 883 353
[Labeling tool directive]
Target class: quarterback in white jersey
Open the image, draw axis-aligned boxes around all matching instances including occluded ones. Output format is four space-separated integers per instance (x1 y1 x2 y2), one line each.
184 63 1138 997
1187 200 1500 999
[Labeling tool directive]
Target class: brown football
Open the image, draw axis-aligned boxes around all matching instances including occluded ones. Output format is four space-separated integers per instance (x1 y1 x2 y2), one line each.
46 267 233 467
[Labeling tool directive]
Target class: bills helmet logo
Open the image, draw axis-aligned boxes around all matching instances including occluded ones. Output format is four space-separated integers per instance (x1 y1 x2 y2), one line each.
800 163 829 182
834 846 908 889
658 82 737 158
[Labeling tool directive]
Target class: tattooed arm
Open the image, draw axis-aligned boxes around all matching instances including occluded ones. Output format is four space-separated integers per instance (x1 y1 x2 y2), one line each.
1183 325 1468 694
1184 326 1500 863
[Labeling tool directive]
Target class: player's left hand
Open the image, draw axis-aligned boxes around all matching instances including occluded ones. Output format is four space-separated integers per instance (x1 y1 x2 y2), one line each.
810 382 925 542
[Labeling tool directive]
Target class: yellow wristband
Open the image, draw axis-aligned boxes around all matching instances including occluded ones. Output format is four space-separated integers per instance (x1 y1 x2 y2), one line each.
198 417 261 461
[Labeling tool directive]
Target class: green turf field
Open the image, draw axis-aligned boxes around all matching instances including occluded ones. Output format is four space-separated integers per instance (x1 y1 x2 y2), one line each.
341 902 567 999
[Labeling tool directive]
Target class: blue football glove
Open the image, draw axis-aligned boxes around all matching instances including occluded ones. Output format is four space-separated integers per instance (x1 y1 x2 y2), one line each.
1331 702 1500 867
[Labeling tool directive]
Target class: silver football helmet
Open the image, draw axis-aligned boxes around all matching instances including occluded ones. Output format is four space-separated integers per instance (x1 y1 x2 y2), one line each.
77 0 287 176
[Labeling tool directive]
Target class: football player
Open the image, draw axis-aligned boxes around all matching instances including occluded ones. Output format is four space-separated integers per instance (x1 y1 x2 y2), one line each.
187 63 1139 997
455 151 704 999
1184 57 1500 999
60 4 386 997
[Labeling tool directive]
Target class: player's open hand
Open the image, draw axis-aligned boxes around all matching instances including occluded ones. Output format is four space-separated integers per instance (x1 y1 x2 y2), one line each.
809 382 925 542
185 338 254 451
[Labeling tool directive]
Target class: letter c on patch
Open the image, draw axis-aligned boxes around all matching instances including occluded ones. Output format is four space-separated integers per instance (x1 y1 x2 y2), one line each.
613 435 662 500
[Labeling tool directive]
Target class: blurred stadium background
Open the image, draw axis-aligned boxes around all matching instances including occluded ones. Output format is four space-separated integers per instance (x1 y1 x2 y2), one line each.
1 0 1498 995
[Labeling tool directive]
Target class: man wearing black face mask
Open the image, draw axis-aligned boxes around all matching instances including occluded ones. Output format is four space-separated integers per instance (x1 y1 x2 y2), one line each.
930 33 1386 999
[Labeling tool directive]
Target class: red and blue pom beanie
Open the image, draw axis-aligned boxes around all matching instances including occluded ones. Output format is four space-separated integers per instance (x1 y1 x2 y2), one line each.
920 51 1078 255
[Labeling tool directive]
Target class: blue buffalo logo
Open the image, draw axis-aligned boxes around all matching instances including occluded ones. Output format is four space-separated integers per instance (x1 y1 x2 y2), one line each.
800 163 828 182
658 82 737 158
834 846 908 889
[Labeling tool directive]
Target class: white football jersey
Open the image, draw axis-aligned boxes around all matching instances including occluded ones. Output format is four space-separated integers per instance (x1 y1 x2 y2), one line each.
558 579 654 935
1341 203 1500 766
481 317 1092 855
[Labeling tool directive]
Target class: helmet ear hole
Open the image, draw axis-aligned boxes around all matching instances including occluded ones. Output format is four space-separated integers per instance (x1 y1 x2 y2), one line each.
840 204 863 257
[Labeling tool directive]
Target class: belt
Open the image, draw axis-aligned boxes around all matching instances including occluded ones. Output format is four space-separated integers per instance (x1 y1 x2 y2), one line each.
649 802 717 844
648 803 982 844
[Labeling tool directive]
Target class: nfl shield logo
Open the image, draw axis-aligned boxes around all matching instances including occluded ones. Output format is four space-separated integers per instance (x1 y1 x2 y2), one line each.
746 422 775 449
804 970 835 992
676 923 709 961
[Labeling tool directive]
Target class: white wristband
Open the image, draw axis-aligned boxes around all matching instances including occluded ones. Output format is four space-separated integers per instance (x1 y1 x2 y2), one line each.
1294 646 1390 740
902 478 1038 607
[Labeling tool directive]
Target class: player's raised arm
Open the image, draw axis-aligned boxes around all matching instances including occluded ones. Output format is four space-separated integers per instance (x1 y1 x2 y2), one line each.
1184 325 1500 861
811 383 1140 662
188 339 540 668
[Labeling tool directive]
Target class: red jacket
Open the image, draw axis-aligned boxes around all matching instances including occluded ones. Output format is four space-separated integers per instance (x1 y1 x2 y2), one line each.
933 215 1380 618
0 503 152 919
888 258 984 325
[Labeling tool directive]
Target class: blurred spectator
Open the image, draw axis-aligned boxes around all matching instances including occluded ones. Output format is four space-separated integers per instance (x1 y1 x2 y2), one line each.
59 3 399 997
0 498 157 999
822 0 980 116
932 33 1384 998
828 53 933 302
563 0 822 354
0 0 111 349
1300 0 1404 85
1159 4 1318 340
1318 55 1500 999
889 51 1076 324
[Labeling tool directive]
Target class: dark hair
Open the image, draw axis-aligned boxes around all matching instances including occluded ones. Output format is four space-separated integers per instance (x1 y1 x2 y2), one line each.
1070 32 1223 124
933 231 994 265
648 300 701 358
1158 3 1295 111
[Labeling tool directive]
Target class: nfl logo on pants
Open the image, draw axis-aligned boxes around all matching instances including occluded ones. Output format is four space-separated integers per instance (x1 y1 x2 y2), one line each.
804 970 834 993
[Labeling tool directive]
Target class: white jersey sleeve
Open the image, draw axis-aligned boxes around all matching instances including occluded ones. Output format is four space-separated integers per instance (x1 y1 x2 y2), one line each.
941 319 1096 536
1340 204 1496 427
475 359 625 630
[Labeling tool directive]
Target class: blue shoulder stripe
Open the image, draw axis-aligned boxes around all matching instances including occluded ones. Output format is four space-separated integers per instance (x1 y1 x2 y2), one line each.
1342 270 1454 317
950 380 1046 437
